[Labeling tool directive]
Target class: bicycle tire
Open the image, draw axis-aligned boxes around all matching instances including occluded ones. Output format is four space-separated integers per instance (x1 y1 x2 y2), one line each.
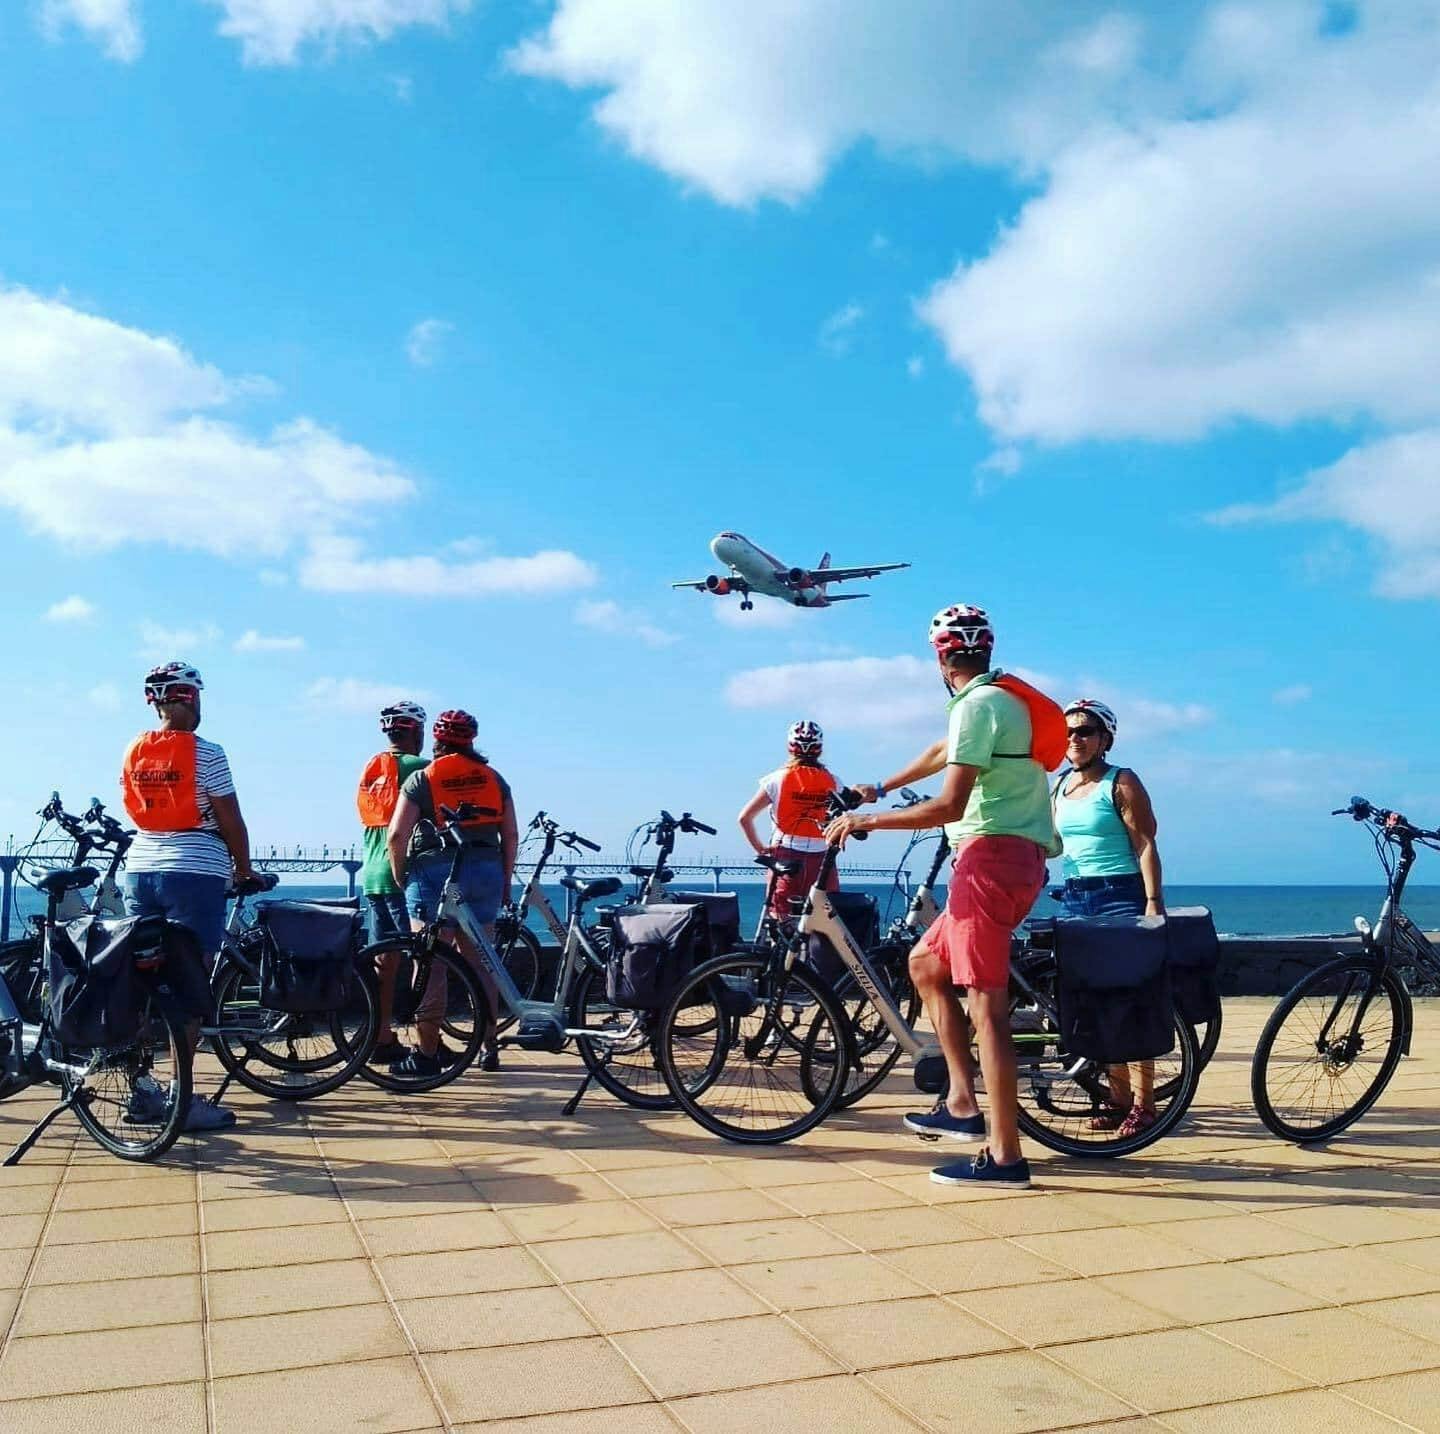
358 937 489 1093
568 961 679 1109
0 935 42 1100
209 957 377 1101
1014 1007 1200 1158
832 944 921 1110
658 954 850 1145
65 997 192 1162
1251 955 1407 1143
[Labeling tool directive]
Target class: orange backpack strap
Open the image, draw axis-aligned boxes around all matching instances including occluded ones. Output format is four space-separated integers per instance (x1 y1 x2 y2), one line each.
356 752 400 828
990 674 1070 772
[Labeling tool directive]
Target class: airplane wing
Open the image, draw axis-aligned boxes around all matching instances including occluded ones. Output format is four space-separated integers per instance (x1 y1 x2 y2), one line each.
671 580 712 591
813 562 910 585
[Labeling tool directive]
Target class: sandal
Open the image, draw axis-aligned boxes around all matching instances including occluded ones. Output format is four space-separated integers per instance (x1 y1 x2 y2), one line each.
1114 1104 1158 1138
1087 1102 1131 1132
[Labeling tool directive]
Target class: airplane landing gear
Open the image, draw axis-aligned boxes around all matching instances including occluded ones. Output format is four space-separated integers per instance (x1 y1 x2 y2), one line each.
740 599 753 611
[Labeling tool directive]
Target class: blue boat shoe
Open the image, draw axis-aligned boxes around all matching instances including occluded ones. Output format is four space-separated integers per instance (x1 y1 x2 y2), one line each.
930 1147 1032 1189
903 1104 987 1140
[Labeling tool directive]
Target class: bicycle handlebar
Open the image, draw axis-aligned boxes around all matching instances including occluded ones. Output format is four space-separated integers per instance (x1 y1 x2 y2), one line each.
1334 795 1440 842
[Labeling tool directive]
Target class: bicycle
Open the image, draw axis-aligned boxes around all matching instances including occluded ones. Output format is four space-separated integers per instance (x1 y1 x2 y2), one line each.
1251 795 1440 1143
204 873 380 1103
1 864 191 1165
659 789 1200 1152
493 811 603 1009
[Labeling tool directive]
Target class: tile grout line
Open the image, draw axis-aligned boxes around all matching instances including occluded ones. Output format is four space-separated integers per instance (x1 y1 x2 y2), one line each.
0 1137 78 1361
194 1151 217 1434
298 1102 457 1434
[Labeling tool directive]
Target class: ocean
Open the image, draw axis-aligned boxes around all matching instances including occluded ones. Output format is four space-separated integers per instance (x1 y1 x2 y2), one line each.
10 878 1440 940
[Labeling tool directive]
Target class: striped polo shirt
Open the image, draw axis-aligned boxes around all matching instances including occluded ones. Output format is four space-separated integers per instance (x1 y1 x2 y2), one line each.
124 735 237 880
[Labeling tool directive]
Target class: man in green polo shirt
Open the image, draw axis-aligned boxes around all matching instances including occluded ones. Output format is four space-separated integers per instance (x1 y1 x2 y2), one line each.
827 604 1058 1190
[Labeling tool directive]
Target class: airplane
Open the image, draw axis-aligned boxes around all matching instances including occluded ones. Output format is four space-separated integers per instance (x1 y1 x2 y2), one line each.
672 531 909 611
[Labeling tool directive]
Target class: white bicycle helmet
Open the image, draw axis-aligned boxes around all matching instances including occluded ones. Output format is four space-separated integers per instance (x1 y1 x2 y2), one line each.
787 719 824 756
1064 698 1118 741
143 661 204 706
380 700 427 732
929 604 994 657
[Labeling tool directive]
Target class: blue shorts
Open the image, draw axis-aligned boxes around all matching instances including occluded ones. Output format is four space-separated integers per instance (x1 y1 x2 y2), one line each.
124 870 229 962
1055 873 1146 919
406 853 505 926
365 891 410 943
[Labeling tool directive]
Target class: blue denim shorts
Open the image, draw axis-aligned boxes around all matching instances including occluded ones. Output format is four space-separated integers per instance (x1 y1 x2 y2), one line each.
405 853 505 926
124 870 229 962
365 891 410 943
1055 873 1146 920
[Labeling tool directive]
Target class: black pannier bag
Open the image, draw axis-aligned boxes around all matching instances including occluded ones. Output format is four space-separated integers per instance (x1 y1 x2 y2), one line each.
1053 914 1175 1063
46 914 154 1047
256 901 359 1014
607 902 705 1010
665 891 742 958
807 889 879 986
1165 906 1221 1024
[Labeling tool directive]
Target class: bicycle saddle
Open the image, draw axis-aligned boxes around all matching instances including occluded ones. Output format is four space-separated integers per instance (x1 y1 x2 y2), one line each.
754 854 802 877
628 864 674 882
37 866 98 898
561 875 623 904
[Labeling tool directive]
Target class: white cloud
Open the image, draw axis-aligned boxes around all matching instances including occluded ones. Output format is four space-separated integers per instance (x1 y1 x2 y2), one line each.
1212 429 1440 600
234 630 306 653
906 356 925 379
818 302 864 356
206 0 473 66
405 317 453 368
299 536 598 596
38 0 142 62
44 595 96 623
576 599 677 648
137 620 222 660
87 682 122 711
975 446 1023 493
1273 683 1313 706
303 677 435 715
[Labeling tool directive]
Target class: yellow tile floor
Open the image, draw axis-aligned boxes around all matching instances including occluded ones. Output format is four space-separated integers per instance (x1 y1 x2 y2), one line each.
0 997 1437 1433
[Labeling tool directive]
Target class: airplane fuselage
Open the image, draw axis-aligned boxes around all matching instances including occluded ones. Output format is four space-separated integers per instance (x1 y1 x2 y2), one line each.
710 532 827 607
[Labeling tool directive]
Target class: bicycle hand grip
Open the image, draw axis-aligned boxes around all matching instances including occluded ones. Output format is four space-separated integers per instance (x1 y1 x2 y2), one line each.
689 819 717 836
573 835 601 852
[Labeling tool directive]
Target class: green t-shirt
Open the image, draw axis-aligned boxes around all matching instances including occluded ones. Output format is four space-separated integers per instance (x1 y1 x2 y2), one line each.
944 670 1057 851
360 752 429 895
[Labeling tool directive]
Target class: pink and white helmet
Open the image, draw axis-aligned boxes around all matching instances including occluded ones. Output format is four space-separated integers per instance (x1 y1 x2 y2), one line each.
929 605 994 658
143 661 204 706
1064 698 1118 741
787 719 823 756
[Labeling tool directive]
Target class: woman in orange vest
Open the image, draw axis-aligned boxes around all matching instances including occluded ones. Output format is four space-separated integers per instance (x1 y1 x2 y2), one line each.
738 720 843 919
385 709 518 1078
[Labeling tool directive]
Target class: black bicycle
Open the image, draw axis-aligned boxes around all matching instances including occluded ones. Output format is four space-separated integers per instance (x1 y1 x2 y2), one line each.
1251 796 1440 1143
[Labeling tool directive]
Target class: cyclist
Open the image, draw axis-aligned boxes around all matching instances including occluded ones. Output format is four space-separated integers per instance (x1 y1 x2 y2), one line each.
1053 697 1166 1136
356 700 429 1064
119 660 255 1132
385 709 518 1076
827 605 1057 1190
737 719 843 917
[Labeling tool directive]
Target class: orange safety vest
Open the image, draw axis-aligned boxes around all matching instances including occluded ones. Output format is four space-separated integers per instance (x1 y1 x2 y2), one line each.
356 752 402 829
774 765 837 841
990 673 1069 772
425 753 503 830
121 730 203 831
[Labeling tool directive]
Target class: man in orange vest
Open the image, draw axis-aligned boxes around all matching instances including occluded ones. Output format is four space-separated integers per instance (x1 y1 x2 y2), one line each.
357 701 428 1065
120 660 255 1132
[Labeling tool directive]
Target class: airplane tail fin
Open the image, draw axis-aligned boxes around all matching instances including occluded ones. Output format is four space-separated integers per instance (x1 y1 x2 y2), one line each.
823 593 869 604
818 552 831 570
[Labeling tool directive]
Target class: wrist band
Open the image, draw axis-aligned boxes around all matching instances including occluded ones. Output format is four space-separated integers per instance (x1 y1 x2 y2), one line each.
875 781 888 799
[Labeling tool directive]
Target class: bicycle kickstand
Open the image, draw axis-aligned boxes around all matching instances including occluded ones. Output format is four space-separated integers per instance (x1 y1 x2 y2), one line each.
560 1069 595 1118
3 1093 80 1166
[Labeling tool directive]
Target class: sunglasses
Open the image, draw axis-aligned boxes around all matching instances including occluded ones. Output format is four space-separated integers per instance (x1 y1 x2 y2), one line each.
1066 726 1100 741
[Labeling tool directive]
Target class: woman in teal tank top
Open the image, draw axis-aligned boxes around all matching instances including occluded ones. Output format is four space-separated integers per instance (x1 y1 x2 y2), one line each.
1052 698 1167 1138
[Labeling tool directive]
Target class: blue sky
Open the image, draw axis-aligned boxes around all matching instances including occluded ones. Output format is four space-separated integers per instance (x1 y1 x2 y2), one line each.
3 1 1439 882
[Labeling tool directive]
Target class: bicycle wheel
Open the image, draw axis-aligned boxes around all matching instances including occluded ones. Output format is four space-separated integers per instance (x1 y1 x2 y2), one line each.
359 937 488 1093
832 942 921 1110
493 918 545 1014
64 995 192 1161
210 955 377 1100
568 961 680 1109
1194 1004 1223 1071
0 936 43 1100
1011 1005 1200 1158
659 954 850 1144
1251 956 1407 1143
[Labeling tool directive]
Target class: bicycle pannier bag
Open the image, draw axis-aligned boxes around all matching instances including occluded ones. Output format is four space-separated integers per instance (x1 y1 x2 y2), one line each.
807 890 879 985
665 890 741 959
257 901 359 1014
1053 914 1175 1063
1165 906 1221 1024
46 914 151 1047
607 903 704 1010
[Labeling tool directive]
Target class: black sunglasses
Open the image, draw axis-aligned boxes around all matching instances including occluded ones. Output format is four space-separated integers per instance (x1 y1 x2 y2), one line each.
1066 725 1100 741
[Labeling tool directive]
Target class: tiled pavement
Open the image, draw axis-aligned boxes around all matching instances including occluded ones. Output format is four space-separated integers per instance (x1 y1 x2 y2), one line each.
1 997 1438 1433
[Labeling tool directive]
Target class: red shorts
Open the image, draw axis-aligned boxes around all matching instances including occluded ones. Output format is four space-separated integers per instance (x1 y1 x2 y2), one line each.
922 835 1047 990
768 846 837 919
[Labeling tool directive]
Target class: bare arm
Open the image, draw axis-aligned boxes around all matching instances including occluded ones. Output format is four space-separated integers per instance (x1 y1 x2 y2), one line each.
209 794 254 882
1114 769 1164 914
500 795 519 891
853 739 948 805
737 788 771 856
827 763 978 846
387 795 421 889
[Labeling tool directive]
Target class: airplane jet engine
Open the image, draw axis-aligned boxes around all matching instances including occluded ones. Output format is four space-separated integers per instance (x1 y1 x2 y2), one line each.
787 567 812 586
704 575 731 595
